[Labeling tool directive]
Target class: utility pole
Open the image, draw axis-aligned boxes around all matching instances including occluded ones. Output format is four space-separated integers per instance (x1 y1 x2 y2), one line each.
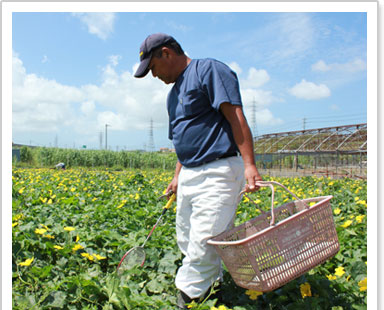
99 132 103 150
148 118 155 152
105 124 110 150
303 118 307 130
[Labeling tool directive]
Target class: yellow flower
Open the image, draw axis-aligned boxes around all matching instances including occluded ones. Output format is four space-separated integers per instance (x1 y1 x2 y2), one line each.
334 266 345 277
356 215 365 223
12 222 18 227
356 200 367 207
13 214 24 221
72 244 84 251
35 228 47 235
54 245 64 250
117 202 125 209
75 235 80 242
70 187 76 192
19 257 34 266
300 282 312 298
40 197 47 203
340 220 353 228
93 254 107 260
245 289 263 300
40 224 50 230
358 277 367 292
355 197 360 201
327 274 337 280
135 193 140 200
81 253 95 261
346 275 351 282
211 306 232 310
334 208 341 215
44 234 55 239
18 187 25 194
64 226 75 232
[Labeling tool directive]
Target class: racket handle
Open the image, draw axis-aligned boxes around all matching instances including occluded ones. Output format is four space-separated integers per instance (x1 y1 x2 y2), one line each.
164 193 176 209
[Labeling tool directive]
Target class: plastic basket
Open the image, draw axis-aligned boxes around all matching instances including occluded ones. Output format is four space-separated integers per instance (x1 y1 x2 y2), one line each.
207 181 340 292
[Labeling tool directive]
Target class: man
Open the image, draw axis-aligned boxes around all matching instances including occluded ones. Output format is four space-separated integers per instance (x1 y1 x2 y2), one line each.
55 162 65 170
134 33 262 309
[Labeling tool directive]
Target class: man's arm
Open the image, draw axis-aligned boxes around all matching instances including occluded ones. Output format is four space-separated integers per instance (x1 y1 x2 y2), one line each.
167 160 182 195
220 102 262 191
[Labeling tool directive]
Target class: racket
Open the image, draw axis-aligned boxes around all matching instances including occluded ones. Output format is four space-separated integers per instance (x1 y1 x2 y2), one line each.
116 192 176 274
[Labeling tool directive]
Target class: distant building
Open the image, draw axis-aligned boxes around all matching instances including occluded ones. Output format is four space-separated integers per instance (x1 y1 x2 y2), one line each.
159 147 176 153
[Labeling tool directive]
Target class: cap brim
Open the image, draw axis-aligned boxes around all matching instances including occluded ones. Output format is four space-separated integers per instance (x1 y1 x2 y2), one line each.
134 56 151 78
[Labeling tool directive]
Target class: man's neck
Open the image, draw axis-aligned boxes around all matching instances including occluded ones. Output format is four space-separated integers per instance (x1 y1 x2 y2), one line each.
174 55 192 81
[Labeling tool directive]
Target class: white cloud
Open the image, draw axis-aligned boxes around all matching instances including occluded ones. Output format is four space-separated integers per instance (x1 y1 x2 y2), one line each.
97 111 126 130
266 13 315 65
289 79 331 100
228 62 242 75
41 55 49 63
229 62 270 89
312 58 366 73
311 60 330 72
12 51 170 137
330 104 340 111
109 55 121 67
241 68 270 89
13 52 83 132
81 101 95 116
165 20 191 32
12 53 281 143
72 13 116 40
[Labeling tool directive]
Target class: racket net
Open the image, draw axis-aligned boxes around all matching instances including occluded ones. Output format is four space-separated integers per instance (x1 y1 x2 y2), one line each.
117 246 146 274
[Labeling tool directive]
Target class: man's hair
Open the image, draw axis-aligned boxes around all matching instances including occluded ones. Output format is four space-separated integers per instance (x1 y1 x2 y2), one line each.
152 41 184 58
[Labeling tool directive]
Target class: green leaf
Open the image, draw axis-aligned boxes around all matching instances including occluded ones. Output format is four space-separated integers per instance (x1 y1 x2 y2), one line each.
14 294 36 308
46 291 67 308
349 261 367 278
157 251 180 274
146 278 164 294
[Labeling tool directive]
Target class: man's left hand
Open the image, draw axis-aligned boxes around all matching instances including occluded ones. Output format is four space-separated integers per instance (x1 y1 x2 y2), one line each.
244 165 263 192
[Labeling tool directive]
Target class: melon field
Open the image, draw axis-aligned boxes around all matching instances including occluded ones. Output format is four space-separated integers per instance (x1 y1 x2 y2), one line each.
12 167 367 309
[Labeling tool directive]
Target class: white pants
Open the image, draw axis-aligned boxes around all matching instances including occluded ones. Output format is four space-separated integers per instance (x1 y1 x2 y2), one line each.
175 156 245 299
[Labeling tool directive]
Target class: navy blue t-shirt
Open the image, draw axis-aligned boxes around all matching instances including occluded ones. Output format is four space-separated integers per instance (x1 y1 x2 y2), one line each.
167 58 242 167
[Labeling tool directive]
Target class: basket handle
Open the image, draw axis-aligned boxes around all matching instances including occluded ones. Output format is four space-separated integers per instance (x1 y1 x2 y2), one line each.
240 181 309 226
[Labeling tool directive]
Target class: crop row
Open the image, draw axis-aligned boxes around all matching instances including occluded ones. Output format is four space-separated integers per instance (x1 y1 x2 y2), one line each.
12 168 367 309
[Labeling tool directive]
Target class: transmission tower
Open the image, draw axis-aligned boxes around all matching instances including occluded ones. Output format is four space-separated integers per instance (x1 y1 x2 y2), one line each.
148 118 155 152
251 97 259 139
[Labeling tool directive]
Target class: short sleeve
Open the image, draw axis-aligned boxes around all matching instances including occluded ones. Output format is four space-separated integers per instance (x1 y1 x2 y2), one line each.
198 59 242 111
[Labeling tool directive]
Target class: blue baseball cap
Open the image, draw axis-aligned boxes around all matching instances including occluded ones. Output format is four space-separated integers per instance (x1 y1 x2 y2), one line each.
134 33 177 78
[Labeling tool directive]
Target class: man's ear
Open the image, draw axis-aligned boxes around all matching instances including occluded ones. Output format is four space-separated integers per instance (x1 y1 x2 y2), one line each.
162 47 171 58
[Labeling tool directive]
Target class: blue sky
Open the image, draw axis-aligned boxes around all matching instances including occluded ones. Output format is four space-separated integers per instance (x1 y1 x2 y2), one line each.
11 7 369 151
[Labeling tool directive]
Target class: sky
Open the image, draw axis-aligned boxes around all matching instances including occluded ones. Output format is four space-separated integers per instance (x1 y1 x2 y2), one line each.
10 6 369 151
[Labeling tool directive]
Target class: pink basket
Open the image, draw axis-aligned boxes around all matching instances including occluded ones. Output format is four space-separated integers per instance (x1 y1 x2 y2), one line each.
207 181 340 292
